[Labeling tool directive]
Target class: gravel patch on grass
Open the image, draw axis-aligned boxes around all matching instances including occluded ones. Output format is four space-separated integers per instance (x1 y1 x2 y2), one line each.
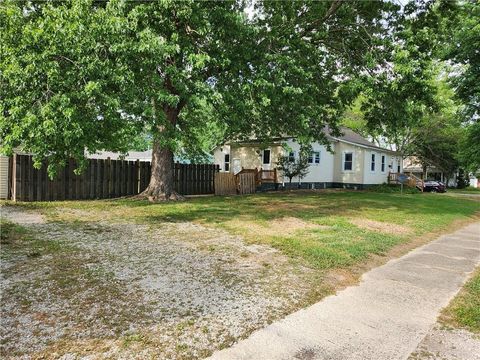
1 206 314 359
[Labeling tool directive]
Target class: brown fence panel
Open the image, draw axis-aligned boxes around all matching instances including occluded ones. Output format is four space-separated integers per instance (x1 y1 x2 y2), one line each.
169 163 220 196
89 160 95 199
214 172 237 196
8 155 218 201
116 160 121 197
18 155 24 201
101 160 107 198
238 173 256 195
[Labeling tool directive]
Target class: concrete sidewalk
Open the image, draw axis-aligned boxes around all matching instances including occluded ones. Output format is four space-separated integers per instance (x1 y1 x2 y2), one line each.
209 222 480 360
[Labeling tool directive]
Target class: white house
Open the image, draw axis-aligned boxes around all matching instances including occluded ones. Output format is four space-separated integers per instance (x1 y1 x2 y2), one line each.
213 128 403 190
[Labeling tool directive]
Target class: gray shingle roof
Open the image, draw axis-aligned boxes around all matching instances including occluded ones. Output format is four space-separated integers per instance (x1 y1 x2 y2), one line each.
327 127 398 154
226 126 400 155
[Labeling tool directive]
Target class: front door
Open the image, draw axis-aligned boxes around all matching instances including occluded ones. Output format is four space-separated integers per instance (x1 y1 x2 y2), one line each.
233 159 241 174
262 149 271 170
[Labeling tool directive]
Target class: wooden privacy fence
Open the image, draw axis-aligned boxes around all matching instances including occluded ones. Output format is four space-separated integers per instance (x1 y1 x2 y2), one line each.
9 154 219 201
214 172 256 196
237 172 256 195
214 172 237 196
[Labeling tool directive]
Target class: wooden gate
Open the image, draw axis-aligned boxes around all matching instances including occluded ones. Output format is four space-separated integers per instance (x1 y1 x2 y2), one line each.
214 173 237 195
237 172 256 195
214 172 257 196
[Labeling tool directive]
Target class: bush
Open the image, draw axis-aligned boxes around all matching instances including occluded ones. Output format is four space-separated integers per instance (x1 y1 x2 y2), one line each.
367 183 420 194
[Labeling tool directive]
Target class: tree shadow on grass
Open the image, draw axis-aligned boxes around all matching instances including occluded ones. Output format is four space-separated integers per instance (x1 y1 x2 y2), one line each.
139 191 479 228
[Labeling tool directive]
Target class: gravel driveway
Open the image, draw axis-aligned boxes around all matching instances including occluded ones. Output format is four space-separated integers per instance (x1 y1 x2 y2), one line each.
0 205 313 359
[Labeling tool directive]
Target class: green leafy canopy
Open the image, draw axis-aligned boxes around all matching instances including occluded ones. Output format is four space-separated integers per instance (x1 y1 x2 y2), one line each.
1 0 403 177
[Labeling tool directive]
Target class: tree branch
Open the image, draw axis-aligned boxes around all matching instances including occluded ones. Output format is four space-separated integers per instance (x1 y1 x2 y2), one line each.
298 0 344 37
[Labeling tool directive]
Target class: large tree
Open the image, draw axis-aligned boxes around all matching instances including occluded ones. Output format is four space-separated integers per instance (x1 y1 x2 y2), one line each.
440 0 480 173
357 0 448 153
1 0 402 200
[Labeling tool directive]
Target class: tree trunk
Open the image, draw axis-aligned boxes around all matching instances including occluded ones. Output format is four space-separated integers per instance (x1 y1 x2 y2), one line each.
139 105 184 201
422 164 427 181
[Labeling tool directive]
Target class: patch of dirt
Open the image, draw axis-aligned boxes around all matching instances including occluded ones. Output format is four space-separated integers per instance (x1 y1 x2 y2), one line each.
226 216 329 237
350 218 412 235
1 205 45 224
294 347 321 360
259 202 318 213
271 216 328 233
0 206 314 359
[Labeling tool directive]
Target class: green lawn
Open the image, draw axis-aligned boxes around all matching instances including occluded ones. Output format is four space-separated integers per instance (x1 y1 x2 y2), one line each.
10 190 480 270
2 190 479 358
448 187 480 194
440 269 480 333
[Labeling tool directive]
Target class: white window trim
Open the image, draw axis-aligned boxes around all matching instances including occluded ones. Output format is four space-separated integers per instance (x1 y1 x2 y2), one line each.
224 153 230 172
287 150 296 162
370 152 376 173
342 151 354 172
381 155 386 173
307 151 320 165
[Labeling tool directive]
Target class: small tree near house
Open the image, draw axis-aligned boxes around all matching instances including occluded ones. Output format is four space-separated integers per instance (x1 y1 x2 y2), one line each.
277 148 310 186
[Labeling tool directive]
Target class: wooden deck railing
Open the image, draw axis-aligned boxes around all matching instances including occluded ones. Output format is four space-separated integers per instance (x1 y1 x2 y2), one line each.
237 168 278 184
259 169 277 183
388 172 424 192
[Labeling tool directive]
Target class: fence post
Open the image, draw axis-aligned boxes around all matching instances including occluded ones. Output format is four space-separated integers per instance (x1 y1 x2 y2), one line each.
135 159 140 194
27 155 33 201
7 155 12 200
12 154 17 201
106 157 111 198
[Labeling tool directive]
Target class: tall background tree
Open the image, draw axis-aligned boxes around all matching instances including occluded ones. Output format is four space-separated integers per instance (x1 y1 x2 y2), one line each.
440 0 480 174
343 0 478 184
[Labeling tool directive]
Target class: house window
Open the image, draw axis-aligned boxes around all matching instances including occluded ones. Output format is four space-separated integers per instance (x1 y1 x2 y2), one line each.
381 155 386 172
224 154 230 172
371 153 376 172
397 164 401 173
288 151 295 162
344 152 353 171
263 149 271 164
308 151 320 164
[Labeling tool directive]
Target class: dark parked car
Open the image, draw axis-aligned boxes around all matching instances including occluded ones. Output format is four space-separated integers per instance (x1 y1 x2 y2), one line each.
423 180 446 193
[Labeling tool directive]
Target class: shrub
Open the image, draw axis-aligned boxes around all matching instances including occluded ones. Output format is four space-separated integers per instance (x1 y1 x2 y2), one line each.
367 183 420 194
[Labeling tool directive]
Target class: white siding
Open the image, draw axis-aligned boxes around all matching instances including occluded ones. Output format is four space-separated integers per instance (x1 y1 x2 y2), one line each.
362 151 391 185
0 156 9 199
390 156 403 174
283 139 334 183
470 177 478 188
333 142 365 184
213 139 399 186
213 145 231 172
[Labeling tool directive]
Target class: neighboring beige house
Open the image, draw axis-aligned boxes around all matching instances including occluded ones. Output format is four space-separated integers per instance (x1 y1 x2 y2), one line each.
213 128 402 190
402 157 458 187
403 157 441 180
